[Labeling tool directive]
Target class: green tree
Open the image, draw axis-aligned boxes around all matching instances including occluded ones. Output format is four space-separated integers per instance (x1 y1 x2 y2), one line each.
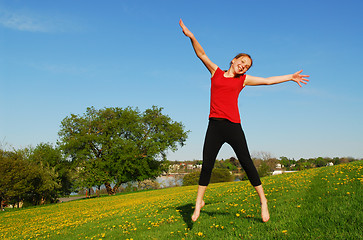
58 106 188 195
0 150 29 209
0 149 60 207
315 157 326 167
228 157 241 168
257 161 271 178
22 160 60 205
29 143 74 197
280 156 291 168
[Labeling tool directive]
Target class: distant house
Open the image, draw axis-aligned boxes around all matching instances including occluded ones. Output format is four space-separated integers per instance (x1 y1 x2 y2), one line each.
169 164 180 172
195 164 202 169
187 164 194 170
326 162 334 167
276 163 282 169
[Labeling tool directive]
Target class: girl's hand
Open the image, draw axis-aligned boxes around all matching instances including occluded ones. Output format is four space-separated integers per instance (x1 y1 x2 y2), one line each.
179 19 194 38
292 70 310 87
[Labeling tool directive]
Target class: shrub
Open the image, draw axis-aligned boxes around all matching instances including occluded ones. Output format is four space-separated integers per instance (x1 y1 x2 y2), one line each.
183 171 200 186
210 168 232 183
183 168 232 186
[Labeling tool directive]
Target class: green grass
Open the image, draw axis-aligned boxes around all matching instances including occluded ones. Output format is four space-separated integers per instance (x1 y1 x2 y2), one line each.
1 161 362 239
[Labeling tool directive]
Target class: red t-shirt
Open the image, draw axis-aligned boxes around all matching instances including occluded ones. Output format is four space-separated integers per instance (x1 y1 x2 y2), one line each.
209 67 246 123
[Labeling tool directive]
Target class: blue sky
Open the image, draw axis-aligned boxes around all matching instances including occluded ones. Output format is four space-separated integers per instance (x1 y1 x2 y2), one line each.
1 0 362 161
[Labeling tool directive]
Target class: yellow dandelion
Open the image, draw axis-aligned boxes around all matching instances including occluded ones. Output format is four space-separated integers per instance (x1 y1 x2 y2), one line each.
236 213 240 217
282 230 288 233
198 232 203 236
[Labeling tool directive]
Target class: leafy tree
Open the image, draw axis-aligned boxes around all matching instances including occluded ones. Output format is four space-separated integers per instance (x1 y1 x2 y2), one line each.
22 160 60 205
0 149 60 207
29 143 74 197
0 150 29 209
280 156 291 168
58 106 188 195
257 161 271 177
315 157 326 167
228 157 240 168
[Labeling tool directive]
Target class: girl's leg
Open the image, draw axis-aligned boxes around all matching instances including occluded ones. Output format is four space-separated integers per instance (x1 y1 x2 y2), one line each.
199 120 224 186
254 185 270 222
193 120 224 222
192 185 206 222
228 123 270 222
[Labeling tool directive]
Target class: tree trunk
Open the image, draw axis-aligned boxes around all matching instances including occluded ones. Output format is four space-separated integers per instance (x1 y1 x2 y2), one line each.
105 182 123 195
97 186 101 197
104 182 116 195
112 182 122 194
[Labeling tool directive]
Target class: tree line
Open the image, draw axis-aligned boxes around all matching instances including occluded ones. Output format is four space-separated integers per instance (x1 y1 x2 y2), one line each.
1 106 188 210
178 154 362 186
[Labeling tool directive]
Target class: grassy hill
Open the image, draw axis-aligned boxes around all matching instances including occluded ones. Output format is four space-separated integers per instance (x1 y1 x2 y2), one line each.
1 161 362 240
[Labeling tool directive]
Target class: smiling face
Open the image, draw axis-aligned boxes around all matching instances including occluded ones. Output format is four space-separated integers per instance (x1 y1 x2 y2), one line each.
230 56 252 76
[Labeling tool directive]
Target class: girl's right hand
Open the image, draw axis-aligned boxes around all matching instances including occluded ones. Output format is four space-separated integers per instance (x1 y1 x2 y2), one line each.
179 19 194 38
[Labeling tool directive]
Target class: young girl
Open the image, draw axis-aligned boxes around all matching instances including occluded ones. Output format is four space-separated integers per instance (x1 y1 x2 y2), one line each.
179 19 309 223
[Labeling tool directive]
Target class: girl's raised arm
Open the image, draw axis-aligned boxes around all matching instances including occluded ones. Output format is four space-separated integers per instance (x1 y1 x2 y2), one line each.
179 19 218 76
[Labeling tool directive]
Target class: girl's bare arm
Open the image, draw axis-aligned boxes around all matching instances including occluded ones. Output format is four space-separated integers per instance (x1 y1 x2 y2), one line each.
179 19 218 76
245 70 310 87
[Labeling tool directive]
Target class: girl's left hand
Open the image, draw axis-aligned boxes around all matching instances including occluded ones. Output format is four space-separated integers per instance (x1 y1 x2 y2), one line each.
292 70 310 87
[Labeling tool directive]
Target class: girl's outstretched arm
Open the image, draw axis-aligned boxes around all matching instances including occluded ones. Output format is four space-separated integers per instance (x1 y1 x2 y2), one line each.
244 70 310 87
179 19 217 75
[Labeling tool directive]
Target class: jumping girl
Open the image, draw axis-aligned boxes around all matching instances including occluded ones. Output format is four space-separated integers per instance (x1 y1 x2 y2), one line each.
179 19 309 223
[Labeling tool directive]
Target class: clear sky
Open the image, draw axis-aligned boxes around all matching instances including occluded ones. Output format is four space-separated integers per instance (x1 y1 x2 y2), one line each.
1 0 362 161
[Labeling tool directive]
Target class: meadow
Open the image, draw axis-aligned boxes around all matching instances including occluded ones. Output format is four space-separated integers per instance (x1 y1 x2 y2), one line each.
0 161 362 240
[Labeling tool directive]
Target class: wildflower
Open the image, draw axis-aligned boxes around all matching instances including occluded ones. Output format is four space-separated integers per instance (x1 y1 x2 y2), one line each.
282 230 288 233
197 232 203 236
236 213 240 217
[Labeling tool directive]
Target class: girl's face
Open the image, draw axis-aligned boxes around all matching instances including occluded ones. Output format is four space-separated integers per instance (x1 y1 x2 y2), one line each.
231 56 252 75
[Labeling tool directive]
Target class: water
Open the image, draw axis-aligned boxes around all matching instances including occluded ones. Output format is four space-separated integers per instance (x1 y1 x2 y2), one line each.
156 174 185 188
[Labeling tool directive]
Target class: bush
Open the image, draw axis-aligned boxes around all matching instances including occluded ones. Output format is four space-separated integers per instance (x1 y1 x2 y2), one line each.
183 171 200 186
210 168 232 183
183 168 233 186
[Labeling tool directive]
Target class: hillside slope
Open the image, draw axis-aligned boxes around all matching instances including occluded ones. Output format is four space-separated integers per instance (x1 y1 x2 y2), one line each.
0 161 362 239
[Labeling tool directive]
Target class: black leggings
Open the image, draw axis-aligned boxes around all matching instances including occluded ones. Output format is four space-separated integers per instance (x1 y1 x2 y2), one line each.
199 118 261 187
